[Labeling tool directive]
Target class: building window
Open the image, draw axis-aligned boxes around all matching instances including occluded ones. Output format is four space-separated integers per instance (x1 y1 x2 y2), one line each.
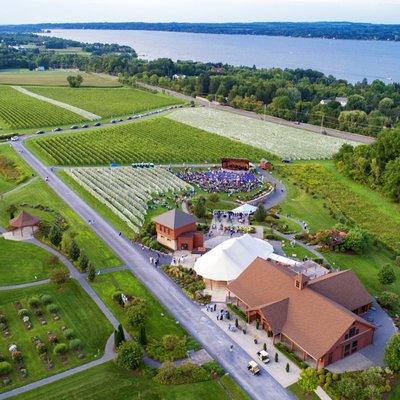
351 340 358 354
295 281 300 288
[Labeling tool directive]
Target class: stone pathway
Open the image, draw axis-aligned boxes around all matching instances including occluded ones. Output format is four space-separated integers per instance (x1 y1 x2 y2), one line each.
12 86 101 121
0 279 50 291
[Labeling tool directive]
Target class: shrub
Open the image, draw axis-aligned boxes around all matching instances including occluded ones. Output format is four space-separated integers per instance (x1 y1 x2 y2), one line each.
11 351 22 361
48 225 62 247
379 291 398 310
154 361 210 385
40 294 52 305
298 368 319 393
0 361 11 375
208 193 219 203
162 334 179 351
202 361 224 377
69 339 82 350
0 314 7 323
78 251 89 271
384 333 400 371
138 325 147 346
112 291 123 305
147 336 187 362
87 265 96 282
126 299 147 328
28 296 40 308
378 265 396 286
116 341 143 370
47 303 58 313
53 343 68 355
63 329 75 340
332 373 339 381
18 308 29 317
50 268 69 286
254 203 267 222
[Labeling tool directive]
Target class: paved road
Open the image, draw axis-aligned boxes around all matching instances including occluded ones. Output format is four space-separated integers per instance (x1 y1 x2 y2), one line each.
12 142 293 400
137 82 375 145
0 279 50 291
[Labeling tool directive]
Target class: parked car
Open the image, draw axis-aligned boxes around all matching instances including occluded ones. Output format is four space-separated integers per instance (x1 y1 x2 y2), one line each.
11 136 19 142
93 122 101 127
110 119 117 124
127 116 133 120
70 125 78 130
257 350 270 364
52 127 62 132
247 360 260 375
81 124 89 129
36 130 45 135
282 157 292 164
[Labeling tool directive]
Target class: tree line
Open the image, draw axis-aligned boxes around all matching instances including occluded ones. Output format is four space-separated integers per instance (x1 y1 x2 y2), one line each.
119 58 400 137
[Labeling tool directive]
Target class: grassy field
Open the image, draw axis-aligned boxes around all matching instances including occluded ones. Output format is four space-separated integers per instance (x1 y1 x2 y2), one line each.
12 361 249 400
0 238 62 286
0 86 86 130
0 70 121 87
90 271 186 342
26 117 271 166
0 144 35 193
28 86 184 118
0 178 121 269
278 161 400 254
167 107 358 160
0 280 112 393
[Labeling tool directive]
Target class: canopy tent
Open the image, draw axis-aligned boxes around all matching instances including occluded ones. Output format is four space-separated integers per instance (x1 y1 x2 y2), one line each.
194 234 274 282
268 253 299 266
231 204 257 215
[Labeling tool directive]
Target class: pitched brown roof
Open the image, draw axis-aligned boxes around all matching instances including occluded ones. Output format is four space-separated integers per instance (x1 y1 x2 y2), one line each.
9 211 39 228
307 270 372 311
227 258 374 360
153 209 196 230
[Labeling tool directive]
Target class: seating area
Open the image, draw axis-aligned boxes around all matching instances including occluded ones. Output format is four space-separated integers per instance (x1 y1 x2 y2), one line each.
176 168 261 193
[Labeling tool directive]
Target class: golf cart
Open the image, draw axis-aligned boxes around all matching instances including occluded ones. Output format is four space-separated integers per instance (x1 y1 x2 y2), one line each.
247 360 260 375
257 350 270 364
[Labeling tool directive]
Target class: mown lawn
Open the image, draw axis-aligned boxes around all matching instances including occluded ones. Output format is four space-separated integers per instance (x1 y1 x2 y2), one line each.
0 69 121 87
12 361 248 400
90 271 186 342
0 280 112 393
25 117 272 166
28 86 183 118
0 238 62 286
288 382 319 400
0 144 35 194
0 178 121 269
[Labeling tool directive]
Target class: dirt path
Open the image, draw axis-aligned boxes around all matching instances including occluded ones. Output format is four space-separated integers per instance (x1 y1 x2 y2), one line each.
12 86 101 121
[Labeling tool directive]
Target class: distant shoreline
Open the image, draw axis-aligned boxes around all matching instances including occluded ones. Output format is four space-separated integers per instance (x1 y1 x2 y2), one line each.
2 21 400 42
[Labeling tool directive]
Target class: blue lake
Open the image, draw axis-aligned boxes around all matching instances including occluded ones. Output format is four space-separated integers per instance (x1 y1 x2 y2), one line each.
48 29 400 83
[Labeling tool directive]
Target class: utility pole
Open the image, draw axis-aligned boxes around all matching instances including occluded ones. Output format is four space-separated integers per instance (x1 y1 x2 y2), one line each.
320 114 325 134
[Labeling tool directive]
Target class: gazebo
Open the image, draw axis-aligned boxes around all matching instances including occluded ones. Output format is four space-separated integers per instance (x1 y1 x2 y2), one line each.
9 211 40 236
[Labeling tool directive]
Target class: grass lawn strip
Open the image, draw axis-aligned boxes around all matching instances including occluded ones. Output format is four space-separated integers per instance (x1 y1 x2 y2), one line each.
0 178 121 269
25 117 271 166
0 144 35 194
0 280 112 393
12 361 247 400
28 86 184 118
0 238 62 286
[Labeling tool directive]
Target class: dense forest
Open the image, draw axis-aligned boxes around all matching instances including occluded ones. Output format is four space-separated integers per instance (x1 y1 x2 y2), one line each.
120 59 400 136
334 127 400 202
1 22 400 41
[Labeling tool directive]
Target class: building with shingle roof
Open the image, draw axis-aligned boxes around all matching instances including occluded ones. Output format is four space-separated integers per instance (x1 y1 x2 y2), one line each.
227 257 375 369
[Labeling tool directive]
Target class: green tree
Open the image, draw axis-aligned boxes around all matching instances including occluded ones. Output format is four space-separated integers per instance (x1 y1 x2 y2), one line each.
67 74 83 88
193 198 206 219
338 110 368 134
87 265 96 282
298 368 319 393
383 157 400 202
116 341 143 370
378 264 396 286
78 251 89 271
138 325 147 346
50 267 69 286
49 225 62 247
384 333 400 371
208 193 219 203
68 239 80 261
126 300 147 328
118 323 125 342
379 291 398 310
254 203 267 222
342 228 369 253
0 361 12 375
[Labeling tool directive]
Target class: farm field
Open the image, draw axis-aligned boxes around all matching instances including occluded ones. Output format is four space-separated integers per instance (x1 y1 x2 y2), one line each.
65 166 191 233
90 270 186 342
167 107 358 160
28 86 184 118
0 178 121 269
12 361 249 400
0 69 121 87
0 238 62 286
0 86 86 130
25 117 271 166
0 144 35 194
0 280 112 393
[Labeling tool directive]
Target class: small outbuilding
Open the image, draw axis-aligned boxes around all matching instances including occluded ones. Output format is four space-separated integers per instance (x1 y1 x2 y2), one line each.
8 211 39 236
221 158 250 171
153 209 204 252
260 159 273 171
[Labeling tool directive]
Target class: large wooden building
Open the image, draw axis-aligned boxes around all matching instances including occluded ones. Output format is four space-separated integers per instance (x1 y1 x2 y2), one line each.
227 258 375 369
153 209 204 251
221 158 250 171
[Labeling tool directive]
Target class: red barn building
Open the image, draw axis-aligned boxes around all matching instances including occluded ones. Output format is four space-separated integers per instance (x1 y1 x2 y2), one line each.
221 158 250 171
260 158 273 171
153 209 204 251
227 258 375 369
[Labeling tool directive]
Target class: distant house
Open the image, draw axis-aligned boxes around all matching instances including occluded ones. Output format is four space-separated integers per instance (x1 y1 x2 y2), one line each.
227 258 375 369
36 66 45 72
211 66 225 74
335 97 348 107
153 209 204 251
172 74 187 80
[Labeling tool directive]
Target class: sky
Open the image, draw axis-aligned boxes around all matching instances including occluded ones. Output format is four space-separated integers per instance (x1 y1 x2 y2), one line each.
1 0 399 25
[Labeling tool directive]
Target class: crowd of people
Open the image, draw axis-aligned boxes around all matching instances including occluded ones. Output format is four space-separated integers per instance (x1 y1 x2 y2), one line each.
176 168 261 193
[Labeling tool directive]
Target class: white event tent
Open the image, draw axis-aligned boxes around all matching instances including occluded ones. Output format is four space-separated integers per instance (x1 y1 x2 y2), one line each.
194 234 274 290
231 204 257 215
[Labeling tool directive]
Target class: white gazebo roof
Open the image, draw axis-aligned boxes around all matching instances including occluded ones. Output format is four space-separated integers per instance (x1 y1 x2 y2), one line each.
231 204 257 215
194 234 274 282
